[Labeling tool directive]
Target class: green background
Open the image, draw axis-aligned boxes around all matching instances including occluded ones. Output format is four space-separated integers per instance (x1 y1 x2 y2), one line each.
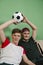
0 0 43 40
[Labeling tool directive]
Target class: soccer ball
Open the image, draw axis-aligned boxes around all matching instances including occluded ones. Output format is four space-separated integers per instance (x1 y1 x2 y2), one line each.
12 12 23 22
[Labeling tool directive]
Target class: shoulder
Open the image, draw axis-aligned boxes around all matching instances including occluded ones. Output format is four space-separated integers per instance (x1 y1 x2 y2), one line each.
19 46 26 54
2 38 10 48
29 36 35 41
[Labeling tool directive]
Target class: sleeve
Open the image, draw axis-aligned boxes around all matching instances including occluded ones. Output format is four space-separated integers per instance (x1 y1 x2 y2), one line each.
30 36 35 42
21 46 26 54
2 38 10 48
23 48 26 54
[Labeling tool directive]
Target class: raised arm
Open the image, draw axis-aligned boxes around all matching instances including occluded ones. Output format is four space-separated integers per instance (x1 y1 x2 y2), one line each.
0 19 17 43
0 29 6 43
23 16 37 40
0 19 17 30
22 54 36 65
0 44 1 48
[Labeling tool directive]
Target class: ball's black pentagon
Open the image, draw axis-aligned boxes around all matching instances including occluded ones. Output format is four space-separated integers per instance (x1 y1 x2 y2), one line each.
21 14 23 16
12 15 14 19
15 12 18 14
16 16 20 19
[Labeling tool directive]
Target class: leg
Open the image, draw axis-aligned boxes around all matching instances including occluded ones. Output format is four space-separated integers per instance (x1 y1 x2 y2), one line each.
36 59 43 65
0 63 13 65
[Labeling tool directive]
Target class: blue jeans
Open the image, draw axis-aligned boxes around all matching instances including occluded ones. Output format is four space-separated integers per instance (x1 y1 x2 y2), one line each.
0 63 13 65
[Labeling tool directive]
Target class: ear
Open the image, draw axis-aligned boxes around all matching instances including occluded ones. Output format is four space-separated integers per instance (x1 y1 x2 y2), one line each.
11 34 13 38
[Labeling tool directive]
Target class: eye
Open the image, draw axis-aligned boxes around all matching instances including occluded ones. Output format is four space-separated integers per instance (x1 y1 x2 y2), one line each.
23 33 30 34
13 34 20 37
17 35 21 37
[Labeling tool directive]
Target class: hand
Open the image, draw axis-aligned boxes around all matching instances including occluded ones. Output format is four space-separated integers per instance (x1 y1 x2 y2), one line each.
22 15 28 23
11 19 18 25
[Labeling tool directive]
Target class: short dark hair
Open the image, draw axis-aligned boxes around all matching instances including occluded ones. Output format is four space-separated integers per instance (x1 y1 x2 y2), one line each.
22 27 30 33
12 28 21 34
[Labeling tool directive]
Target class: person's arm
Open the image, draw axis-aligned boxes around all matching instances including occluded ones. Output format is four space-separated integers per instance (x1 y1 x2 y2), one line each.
0 19 17 43
22 54 36 65
23 16 37 40
0 39 1 47
0 44 2 48
0 29 6 43
0 19 17 30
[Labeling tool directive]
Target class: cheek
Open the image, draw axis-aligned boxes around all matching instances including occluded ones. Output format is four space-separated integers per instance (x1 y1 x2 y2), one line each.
12 36 15 39
18 37 21 40
27 34 30 37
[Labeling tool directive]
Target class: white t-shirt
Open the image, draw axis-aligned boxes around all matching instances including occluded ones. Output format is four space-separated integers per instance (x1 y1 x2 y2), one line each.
0 38 25 65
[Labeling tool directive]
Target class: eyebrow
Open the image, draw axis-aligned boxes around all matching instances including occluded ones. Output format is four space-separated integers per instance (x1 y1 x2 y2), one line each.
23 32 30 34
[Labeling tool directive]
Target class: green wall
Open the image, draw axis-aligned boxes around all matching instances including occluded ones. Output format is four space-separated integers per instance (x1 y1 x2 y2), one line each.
0 0 43 40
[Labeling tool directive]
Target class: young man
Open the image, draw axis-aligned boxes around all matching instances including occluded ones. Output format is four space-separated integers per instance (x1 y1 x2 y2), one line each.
19 16 43 65
0 19 35 65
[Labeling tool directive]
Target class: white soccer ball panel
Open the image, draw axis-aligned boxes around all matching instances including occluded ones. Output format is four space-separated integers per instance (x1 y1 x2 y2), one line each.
12 12 23 22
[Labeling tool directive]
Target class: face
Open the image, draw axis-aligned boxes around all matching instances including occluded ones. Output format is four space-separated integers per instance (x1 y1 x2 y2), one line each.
22 30 30 40
12 33 21 45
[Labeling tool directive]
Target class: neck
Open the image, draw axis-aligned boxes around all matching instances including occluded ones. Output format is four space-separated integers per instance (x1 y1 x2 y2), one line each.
23 39 29 42
12 41 18 46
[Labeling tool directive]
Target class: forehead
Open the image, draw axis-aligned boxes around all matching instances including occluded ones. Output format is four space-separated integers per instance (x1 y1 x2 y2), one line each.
12 32 21 35
23 30 30 33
